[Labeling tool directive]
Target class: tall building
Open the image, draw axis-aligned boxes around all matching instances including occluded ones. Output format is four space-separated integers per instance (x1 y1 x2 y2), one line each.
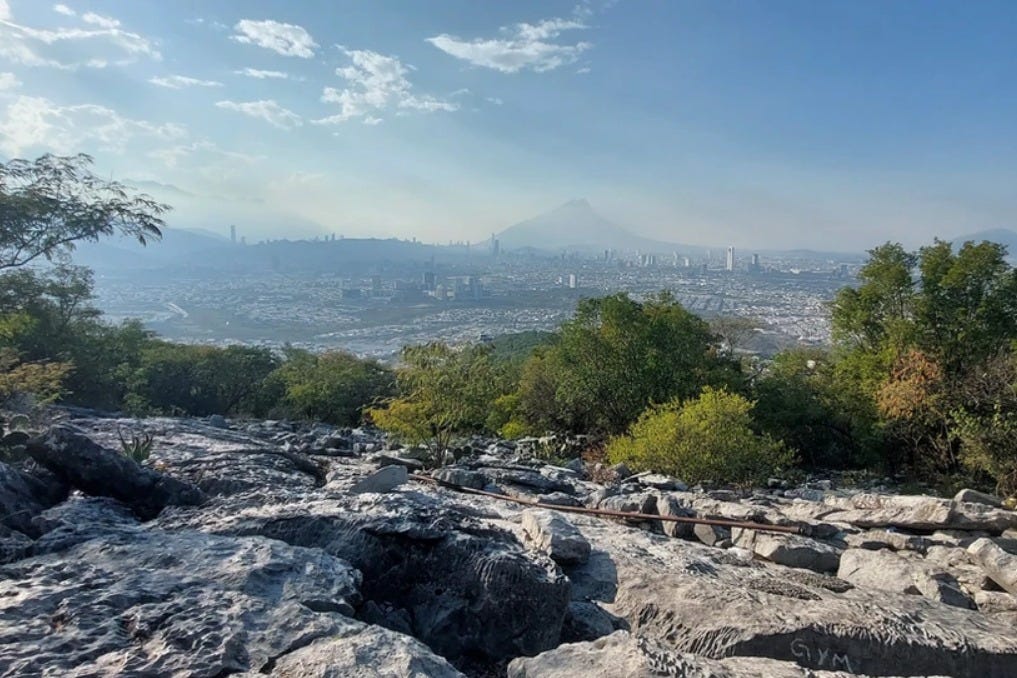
751 253 760 272
726 246 735 271
568 273 578 289
492 238 500 257
230 224 237 244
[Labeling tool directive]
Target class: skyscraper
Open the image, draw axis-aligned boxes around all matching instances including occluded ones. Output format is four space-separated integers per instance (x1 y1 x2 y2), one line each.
230 224 237 244
726 246 735 271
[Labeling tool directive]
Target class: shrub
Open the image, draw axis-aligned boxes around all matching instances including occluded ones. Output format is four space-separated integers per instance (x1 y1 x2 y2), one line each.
607 387 793 487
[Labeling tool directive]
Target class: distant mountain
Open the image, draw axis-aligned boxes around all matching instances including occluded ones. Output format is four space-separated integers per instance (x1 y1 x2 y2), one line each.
495 199 693 254
72 227 234 271
952 228 1017 254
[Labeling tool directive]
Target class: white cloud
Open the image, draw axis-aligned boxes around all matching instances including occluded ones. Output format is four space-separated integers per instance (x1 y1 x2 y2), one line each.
0 5 159 70
0 71 19 90
0 95 185 156
81 12 119 30
148 139 261 168
315 48 457 125
234 67 290 80
486 96 504 106
427 17 591 73
215 99 302 129
232 19 317 58
149 74 222 89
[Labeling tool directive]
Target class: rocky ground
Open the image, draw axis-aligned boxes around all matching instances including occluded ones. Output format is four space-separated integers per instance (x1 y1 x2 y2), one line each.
2 410 1017 677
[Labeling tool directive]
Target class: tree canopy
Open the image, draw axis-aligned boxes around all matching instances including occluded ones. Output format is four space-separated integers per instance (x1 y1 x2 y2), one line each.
0 153 168 270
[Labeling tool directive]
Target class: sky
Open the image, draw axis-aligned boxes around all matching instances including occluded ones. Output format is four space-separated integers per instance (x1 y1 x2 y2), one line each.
0 0 1015 251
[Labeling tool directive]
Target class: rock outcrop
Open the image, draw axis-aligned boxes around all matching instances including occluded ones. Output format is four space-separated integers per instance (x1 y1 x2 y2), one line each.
2 410 1017 677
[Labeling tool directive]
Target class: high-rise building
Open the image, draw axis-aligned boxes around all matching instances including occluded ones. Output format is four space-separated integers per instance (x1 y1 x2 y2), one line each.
493 238 500 256
751 253 760 272
726 246 735 271
422 271 436 290
568 273 578 289
230 224 237 244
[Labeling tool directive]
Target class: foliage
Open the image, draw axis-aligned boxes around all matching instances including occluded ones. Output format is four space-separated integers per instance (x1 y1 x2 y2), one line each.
0 153 168 271
369 342 513 461
117 427 154 463
753 347 883 469
515 292 740 435
271 348 393 425
607 387 793 487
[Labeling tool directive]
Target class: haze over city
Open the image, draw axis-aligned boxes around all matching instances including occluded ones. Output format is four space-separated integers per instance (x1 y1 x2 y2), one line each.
2 0 1015 251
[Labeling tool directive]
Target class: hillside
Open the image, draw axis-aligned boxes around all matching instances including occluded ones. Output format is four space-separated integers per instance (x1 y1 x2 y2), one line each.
3 412 1017 676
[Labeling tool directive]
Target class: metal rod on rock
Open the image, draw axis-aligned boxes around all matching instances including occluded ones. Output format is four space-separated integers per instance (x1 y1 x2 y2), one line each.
409 473 805 535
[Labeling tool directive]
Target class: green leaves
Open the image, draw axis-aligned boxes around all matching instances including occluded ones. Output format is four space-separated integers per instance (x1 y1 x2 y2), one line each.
607 387 793 487
0 154 169 270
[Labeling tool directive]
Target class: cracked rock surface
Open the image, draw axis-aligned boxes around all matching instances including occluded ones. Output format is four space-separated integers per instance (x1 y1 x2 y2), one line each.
2 411 1017 677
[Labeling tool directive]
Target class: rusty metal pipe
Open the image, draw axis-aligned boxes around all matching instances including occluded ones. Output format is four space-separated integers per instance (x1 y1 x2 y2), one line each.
409 474 805 535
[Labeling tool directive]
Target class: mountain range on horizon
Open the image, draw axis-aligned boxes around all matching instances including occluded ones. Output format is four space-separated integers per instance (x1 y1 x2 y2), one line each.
70 197 1017 274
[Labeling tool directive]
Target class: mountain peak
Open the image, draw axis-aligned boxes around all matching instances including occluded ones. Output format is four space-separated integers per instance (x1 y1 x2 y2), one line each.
559 198 592 211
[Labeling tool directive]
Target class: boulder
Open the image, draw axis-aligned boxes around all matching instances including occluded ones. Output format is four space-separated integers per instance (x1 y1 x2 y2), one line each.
824 493 1017 533
26 426 205 519
0 530 367 676
954 488 1002 508
734 529 841 573
694 522 731 547
368 453 425 471
844 529 932 554
562 601 617 642
350 465 408 494
656 492 695 539
837 548 974 608
433 467 488 490
521 509 591 565
968 537 1017 596
255 627 464 677
975 591 1017 614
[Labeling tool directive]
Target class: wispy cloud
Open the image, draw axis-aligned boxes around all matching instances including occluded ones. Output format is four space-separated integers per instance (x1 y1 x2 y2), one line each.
215 99 302 129
315 48 457 125
0 71 19 90
427 17 591 73
0 95 184 156
0 2 159 70
232 19 317 58
149 74 222 89
234 67 290 80
149 140 261 168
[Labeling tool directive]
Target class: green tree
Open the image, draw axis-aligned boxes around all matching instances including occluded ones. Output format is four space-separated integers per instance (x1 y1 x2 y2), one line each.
272 348 394 425
607 387 793 486
369 342 512 459
0 153 167 270
516 292 739 435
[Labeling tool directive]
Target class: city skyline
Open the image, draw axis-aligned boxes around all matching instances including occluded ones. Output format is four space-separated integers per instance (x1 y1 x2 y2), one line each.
1 0 1015 251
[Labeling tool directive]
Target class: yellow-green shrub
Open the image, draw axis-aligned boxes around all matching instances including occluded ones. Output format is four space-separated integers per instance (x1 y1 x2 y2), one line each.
607 386 793 487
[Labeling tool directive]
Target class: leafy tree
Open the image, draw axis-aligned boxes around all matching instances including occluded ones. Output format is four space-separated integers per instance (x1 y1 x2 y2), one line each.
369 342 512 459
515 292 739 435
271 348 393 425
753 347 882 468
607 387 793 487
915 240 1017 377
0 153 167 270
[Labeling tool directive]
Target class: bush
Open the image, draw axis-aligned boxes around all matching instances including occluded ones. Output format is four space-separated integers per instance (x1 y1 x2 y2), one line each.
607 387 793 487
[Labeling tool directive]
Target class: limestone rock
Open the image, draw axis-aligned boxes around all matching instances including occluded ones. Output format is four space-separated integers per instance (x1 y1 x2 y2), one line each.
734 529 841 573
837 548 974 608
844 529 931 554
824 493 1017 533
0 530 364 676
968 537 1017 596
507 631 873 678
26 425 205 519
955 488 1003 508
350 465 408 494
521 509 591 565
433 467 488 490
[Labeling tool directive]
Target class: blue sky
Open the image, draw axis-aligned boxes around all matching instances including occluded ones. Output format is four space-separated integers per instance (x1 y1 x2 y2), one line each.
0 0 1015 251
